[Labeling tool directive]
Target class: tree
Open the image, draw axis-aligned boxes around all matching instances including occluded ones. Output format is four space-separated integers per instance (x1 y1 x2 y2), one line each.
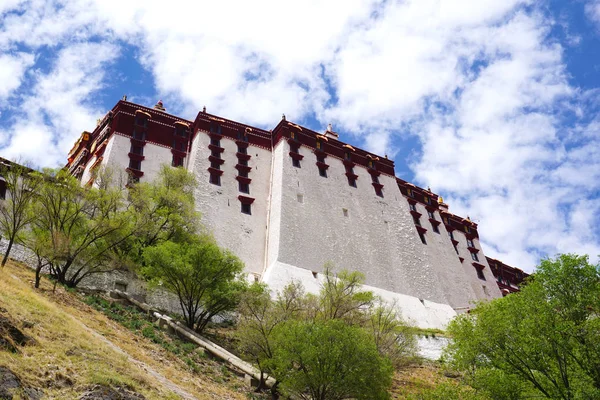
237 281 305 390
0 161 40 267
444 254 600 400
142 236 246 333
269 319 393 400
26 169 133 288
125 165 199 266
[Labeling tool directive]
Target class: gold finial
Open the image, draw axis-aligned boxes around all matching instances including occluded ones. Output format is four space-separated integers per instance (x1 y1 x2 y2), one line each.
466 215 471 222
437 196 444 204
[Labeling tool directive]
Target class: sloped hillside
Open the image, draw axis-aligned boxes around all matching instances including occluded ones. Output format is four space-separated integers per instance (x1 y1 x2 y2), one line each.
0 261 254 400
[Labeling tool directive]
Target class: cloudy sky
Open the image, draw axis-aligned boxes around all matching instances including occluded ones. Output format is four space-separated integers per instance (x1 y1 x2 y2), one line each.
1 0 599 271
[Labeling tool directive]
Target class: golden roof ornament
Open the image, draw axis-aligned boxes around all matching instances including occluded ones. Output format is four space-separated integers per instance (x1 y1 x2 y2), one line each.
437 196 444 204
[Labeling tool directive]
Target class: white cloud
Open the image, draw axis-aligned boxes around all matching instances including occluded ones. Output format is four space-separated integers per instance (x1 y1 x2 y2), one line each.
0 42 118 166
0 52 34 103
585 0 600 25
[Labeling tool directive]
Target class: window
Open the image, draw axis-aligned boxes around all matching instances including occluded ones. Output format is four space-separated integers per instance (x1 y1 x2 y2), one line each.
135 115 148 127
239 181 249 194
210 137 221 146
0 180 6 200
419 232 427 245
129 159 141 170
449 230 454 240
476 268 486 280
239 158 248 167
290 131 296 140
345 151 351 160
316 140 322 150
317 155 325 163
347 176 357 187
432 224 440 234
467 238 474 248
172 156 183 167
453 244 459 254
238 145 247 154
471 252 479 262
241 202 252 215
413 216 421 226
367 160 374 169
375 187 383 197
127 175 140 185
130 145 143 155
424 196 430 205
292 158 301 168
176 126 187 137
210 123 221 134
427 210 435 219
465 225 471 233
238 169 249 178
319 167 327 178
133 130 145 141
210 160 221 170
211 149 221 158
409 203 417 212
209 172 221 186
371 174 379 184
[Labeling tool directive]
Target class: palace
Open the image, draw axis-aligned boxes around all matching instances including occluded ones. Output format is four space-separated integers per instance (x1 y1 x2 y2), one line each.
65 99 528 329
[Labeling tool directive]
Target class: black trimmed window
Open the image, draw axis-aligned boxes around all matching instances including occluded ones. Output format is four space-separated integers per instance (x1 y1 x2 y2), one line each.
239 181 250 194
471 252 479 262
375 186 383 197
467 238 475 247
210 160 221 170
211 137 221 146
210 123 222 134
209 172 221 186
348 176 357 187
449 231 454 240
319 166 327 178
135 115 148 127
241 203 252 215
419 232 427 245
453 244 459 254
130 145 143 155
238 145 247 154
176 125 187 137
172 156 183 167
476 268 486 280
0 180 6 200
409 203 417 212
211 149 221 158
239 169 249 178
239 158 248 167
129 159 141 170
413 216 421 226
427 210 435 219
432 224 440 234
133 130 145 141
345 151 351 160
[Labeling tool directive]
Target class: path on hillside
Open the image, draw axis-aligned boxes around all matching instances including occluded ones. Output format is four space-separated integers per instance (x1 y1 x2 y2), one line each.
76 318 200 400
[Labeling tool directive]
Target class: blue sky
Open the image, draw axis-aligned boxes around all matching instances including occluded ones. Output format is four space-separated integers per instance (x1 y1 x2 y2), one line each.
0 0 599 271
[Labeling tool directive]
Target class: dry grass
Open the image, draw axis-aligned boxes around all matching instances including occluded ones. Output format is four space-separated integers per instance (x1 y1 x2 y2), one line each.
0 261 250 400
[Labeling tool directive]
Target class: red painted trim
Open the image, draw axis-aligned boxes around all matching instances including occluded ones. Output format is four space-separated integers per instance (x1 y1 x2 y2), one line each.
235 164 252 173
171 148 186 157
126 168 144 177
459 257 465 263
289 152 304 161
467 246 480 254
410 210 422 218
208 144 224 153
236 152 252 161
472 262 485 269
451 239 459 246
209 155 225 165
130 138 146 147
238 195 255 204
372 182 384 190
342 159 355 168
416 226 427 234
367 168 381 177
345 172 358 180
316 161 330 169
235 176 252 184
128 152 145 161
207 167 224 176
429 218 441 226
208 132 222 140
235 140 249 148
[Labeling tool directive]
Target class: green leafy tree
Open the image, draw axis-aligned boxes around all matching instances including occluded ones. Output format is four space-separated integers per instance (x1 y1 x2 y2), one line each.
26 169 133 288
269 318 393 400
0 161 40 267
236 281 305 389
125 165 199 266
142 236 246 333
445 254 600 400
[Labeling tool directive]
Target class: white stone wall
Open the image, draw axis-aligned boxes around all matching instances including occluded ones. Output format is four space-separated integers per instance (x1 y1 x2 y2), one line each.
188 132 272 276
